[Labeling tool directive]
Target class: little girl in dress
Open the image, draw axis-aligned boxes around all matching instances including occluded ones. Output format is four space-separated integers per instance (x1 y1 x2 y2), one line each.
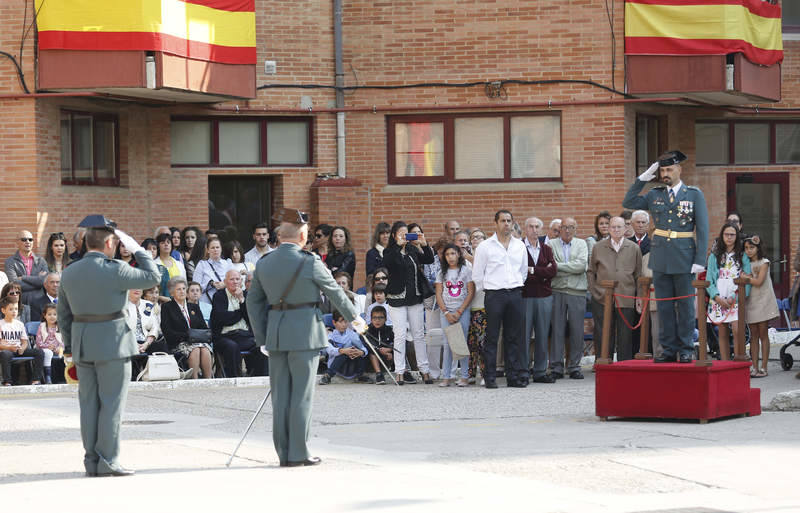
36 304 63 384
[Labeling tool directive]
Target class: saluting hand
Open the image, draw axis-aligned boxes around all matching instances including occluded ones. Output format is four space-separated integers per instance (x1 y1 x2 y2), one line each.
638 161 659 182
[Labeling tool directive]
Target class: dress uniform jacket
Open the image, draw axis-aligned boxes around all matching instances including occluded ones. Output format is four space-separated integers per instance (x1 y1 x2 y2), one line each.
59 250 161 363
623 180 709 274
247 243 359 351
58 248 160 475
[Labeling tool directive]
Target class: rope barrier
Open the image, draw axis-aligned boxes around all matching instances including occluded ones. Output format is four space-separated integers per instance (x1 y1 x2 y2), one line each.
611 292 697 332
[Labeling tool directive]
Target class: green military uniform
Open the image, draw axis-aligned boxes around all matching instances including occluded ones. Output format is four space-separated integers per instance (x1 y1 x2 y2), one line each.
58 246 160 475
623 178 709 359
247 242 359 465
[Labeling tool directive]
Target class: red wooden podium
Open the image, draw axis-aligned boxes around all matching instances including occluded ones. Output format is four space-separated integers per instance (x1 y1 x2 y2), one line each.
595 360 761 423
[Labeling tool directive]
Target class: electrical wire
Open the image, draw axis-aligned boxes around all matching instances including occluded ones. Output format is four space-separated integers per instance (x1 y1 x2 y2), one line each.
257 78 632 98
0 50 30 94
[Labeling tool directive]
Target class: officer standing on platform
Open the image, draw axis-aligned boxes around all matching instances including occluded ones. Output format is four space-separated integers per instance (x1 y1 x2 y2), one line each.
58 216 161 476
247 209 366 467
623 151 709 363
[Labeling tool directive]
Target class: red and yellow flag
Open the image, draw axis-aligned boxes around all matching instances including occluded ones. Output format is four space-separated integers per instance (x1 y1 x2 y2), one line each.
36 0 256 65
625 0 783 66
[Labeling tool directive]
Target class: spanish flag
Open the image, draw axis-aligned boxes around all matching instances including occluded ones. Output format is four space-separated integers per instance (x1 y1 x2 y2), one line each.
625 0 783 66
36 0 256 65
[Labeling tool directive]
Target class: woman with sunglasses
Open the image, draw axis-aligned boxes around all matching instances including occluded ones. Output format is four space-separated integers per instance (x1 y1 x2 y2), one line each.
45 232 70 273
312 224 333 263
1 283 31 324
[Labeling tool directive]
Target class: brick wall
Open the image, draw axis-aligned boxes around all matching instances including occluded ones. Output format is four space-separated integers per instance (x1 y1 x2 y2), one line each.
0 0 799 289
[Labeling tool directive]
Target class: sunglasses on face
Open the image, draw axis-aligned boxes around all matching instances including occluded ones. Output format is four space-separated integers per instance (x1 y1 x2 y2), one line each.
20 238 33 242
315 233 324 239
374 276 388 281
7 291 20 295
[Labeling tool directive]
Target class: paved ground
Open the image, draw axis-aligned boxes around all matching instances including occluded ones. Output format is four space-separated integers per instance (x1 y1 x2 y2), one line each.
1 359 798 512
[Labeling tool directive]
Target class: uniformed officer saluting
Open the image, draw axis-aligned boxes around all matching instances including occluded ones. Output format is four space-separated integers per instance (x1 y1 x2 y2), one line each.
623 151 709 363
58 216 161 476
247 208 366 467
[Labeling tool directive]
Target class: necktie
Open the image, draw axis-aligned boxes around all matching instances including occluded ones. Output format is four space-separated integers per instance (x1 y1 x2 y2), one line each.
53 297 58 304
669 189 675 203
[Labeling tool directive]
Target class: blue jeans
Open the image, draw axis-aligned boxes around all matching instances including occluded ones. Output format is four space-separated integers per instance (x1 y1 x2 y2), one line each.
440 311 470 379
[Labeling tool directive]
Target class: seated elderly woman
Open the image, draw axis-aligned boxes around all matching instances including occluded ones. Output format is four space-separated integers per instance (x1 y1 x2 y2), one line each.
160 277 213 379
125 288 167 355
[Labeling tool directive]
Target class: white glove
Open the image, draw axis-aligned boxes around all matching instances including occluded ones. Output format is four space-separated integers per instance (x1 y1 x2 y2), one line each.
691 264 705 274
114 229 143 254
351 317 368 335
638 161 659 182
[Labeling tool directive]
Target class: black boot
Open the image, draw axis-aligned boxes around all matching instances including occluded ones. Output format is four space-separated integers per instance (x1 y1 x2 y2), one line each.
44 366 52 384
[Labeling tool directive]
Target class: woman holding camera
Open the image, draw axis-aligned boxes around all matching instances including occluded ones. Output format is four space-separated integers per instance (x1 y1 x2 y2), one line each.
383 221 435 385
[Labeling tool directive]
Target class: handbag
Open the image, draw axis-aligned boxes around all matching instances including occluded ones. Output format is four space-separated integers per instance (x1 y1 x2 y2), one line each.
136 352 180 381
443 320 470 358
188 328 211 344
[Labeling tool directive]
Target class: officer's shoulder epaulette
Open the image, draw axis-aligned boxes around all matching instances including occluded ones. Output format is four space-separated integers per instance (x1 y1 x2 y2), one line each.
300 249 315 257
686 185 701 191
259 250 276 261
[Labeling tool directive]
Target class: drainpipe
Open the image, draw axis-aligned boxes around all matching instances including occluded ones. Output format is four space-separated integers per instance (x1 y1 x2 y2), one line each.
334 0 346 178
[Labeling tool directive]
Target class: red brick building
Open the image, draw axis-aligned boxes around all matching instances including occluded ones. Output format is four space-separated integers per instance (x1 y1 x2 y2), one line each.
0 0 797 294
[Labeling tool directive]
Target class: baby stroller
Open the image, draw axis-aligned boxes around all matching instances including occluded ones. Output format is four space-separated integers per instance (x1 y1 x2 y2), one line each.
773 298 800 370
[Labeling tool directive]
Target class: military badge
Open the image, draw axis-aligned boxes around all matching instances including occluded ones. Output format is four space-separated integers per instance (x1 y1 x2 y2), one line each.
677 201 693 216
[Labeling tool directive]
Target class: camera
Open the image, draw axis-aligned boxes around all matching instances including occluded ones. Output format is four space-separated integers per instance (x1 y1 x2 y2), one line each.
405 233 419 241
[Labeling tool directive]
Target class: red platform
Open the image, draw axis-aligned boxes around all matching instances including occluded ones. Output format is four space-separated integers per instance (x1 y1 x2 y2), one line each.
595 360 761 422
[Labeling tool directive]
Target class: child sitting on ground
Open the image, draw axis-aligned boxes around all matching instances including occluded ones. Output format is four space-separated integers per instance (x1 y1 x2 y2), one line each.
319 310 370 384
35 304 64 384
0 297 44 385
365 305 394 384
365 284 392 326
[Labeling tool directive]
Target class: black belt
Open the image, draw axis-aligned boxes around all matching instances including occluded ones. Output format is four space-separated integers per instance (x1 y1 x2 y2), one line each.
486 287 523 293
272 302 319 311
74 311 125 323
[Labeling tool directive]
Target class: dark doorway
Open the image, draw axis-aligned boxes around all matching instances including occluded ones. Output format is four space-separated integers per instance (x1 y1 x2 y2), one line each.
726 172 790 298
208 176 272 251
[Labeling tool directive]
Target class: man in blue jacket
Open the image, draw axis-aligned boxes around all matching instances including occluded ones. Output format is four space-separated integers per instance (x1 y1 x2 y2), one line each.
623 151 709 363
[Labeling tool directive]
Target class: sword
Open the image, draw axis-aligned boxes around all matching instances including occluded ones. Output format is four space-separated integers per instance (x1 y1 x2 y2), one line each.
359 331 401 386
226 387 271 467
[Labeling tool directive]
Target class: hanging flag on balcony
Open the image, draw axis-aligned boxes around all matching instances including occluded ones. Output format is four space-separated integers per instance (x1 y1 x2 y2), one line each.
35 0 256 65
625 0 783 66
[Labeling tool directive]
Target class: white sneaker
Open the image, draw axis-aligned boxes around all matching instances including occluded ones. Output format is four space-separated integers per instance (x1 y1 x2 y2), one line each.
480 378 485 386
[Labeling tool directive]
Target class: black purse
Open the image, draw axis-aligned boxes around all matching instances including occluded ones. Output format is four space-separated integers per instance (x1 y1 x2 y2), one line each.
419 275 435 299
188 328 211 344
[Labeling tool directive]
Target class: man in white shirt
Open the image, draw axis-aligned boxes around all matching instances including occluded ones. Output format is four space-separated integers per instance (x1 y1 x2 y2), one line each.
244 223 272 267
472 210 529 389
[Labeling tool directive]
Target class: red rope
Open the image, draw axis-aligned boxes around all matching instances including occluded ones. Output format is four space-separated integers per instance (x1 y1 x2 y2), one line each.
610 292 697 331
612 293 696 301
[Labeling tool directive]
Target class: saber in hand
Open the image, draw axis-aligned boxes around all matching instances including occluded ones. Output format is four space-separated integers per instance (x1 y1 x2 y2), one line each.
226 388 272 467
359 331 400 387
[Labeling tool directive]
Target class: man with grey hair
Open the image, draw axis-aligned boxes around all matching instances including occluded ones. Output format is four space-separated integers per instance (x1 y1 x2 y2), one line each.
540 219 561 246
444 220 461 241
588 216 642 362
548 217 587 379
5 229 49 305
29 272 60 321
629 210 651 256
522 217 557 383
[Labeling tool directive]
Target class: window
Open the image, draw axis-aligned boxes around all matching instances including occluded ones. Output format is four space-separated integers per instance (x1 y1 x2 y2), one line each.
635 115 665 173
170 117 313 167
60 110 119 185
783 1 800 33
388 113 561 183
696 120 800 165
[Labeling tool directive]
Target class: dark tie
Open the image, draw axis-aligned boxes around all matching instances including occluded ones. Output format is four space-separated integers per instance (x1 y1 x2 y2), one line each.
669 189 675 203
53 297 58 304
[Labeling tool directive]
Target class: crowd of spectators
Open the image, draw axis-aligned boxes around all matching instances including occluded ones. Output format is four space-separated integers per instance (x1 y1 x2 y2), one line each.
0 207 794 386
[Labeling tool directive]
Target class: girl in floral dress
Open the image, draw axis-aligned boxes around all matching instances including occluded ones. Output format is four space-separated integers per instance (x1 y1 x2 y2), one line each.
707 223 751 360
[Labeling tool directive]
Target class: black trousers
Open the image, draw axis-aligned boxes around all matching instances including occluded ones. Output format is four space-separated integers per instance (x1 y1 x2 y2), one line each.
483 288 528 384
214 329 268 377
0 347 44 384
